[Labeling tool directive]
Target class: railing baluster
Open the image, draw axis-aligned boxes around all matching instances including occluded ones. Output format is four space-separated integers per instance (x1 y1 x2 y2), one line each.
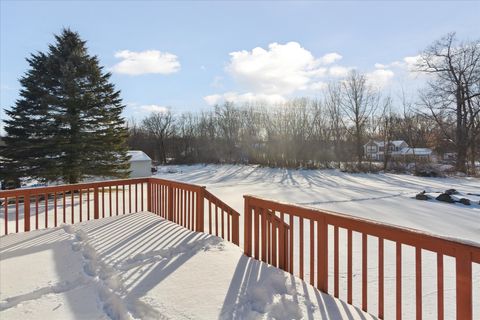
310 219 315 286
79 189 82 222
347 229 353 304
362 233 368 311
299 216 304 280
215 204 219 236
102 187 105 218
62 190 67 223
128 183 132 213
261 208 267 262
141 182 144 212
290 215 294 274
3 196 7 235
87 189 90 220
437 253 444 320
396 242 402 320
209 201 212 234
15 196 18 233
70 190 73 223
272 212 277 268
221 209 225 239
254 206 260 259
227 209 231 241
116 185 119 215
35 194 39 230
379 237 384 319
334 226 339 297
416 247 422 320
54 192 58 227
45 193 49 228
24 193 30 232
135 183 138 213
122 184 125 215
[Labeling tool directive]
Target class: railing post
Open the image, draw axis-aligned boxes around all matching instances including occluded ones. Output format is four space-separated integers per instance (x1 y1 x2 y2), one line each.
93 187 99 219
244 196 251 256
456 248 472 320
147 179 152 212
168 183 174 221
318 216 328 292
24 192 30 232
196 186 205 232
232 212 239 246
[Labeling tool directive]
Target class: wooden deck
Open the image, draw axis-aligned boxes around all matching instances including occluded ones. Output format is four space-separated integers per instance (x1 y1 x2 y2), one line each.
1 212 375 319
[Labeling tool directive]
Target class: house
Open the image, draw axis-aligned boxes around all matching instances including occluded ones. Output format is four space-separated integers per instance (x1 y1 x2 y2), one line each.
127 150 152 178
363 140 433 162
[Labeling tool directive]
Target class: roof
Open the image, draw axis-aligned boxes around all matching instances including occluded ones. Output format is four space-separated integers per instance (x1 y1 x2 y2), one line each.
0 138 5 147
400 148 432 155
391 140 407 147
364 140 407 147
127 150 152 162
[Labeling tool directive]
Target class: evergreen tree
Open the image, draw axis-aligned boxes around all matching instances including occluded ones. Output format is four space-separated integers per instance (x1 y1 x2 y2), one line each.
1 28 130 184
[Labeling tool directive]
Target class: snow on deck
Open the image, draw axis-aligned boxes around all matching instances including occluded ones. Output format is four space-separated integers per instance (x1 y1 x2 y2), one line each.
0 212 374 320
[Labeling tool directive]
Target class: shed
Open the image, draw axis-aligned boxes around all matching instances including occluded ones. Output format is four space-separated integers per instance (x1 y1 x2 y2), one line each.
127 150 152 178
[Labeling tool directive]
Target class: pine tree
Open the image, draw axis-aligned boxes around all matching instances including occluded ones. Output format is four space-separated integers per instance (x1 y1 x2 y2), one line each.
1 29 130 184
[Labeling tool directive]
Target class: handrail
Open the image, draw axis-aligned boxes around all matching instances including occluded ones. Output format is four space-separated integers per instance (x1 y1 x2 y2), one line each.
0 177 241 248
204 189 240 245
243 194 480 320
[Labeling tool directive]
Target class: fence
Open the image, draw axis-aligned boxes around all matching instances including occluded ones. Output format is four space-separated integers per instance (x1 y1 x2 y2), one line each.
0 178 240 245
243 195 480 320
1 178 478 319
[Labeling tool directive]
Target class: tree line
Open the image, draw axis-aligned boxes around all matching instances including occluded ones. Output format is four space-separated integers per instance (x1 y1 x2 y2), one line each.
128 33 480 175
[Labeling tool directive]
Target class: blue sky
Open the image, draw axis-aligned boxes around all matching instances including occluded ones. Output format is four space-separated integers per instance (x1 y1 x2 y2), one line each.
1 1 479 134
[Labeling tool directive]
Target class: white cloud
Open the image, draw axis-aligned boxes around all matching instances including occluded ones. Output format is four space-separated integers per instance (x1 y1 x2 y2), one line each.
126 102 169 114
204 92 286 106
320 52 343 65
227 42 334 95
138 104 170 113
366 69 395 88
403 55 421 71
111 50 180 75
308 81 328 91
329 66 351 77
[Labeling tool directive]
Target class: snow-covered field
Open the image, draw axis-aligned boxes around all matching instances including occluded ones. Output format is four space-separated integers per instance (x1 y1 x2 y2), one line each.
1 164 479 319
155 164 480 245
1 212 373 319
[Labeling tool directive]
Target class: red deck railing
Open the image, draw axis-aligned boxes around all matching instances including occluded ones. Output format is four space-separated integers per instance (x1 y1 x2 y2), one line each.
243 195 480 320
0 177 240 245
1 178 478 319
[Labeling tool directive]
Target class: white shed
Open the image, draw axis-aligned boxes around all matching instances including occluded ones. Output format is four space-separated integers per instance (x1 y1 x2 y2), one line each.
127 150 152 178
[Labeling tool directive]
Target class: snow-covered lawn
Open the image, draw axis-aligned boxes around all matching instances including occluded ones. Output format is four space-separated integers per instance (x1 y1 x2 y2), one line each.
0 212 373 319
155 164 480 245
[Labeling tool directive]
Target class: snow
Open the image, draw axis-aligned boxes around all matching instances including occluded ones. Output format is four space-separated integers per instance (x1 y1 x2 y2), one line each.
1 213 373 319
127 150 151 162
155 164 480 245
1 164 479 319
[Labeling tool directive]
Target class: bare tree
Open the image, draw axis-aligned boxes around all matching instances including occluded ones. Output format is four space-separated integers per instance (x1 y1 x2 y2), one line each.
417 32 480 173
142 111 174 164
340 70 380 165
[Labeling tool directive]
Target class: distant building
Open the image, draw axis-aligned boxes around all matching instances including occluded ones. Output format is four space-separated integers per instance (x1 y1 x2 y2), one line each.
363 140 433 161
127 150 152 178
